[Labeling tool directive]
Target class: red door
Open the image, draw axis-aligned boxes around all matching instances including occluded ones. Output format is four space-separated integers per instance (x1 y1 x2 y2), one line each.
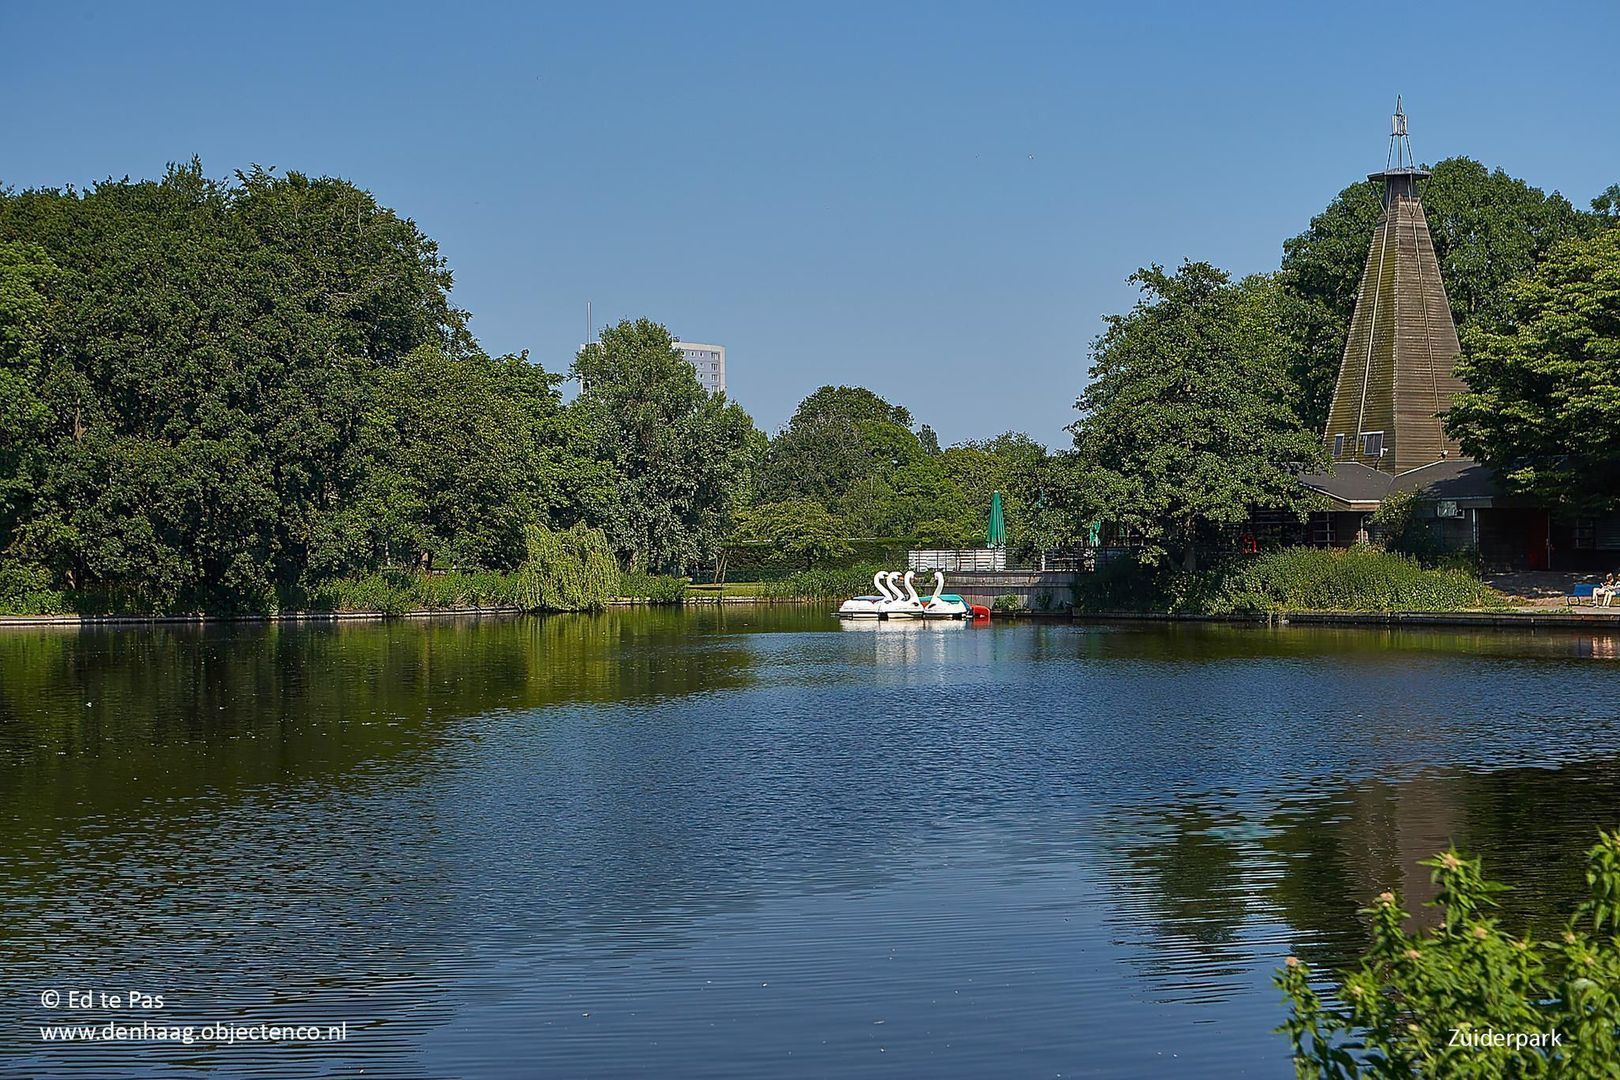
1525 511 1550 571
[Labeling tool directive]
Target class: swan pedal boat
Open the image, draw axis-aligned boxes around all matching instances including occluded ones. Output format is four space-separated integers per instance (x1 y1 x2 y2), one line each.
837 570 979 620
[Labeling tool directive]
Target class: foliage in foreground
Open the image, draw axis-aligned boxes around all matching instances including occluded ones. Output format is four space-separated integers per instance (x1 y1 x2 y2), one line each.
1279 833 1620 1078
1074 547 1507 615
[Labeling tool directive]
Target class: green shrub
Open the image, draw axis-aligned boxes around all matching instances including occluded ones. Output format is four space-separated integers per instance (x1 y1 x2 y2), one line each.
1226 546 1506 613
0 561 70 615
718 539 911 584
1074 547 1506 615
281 569 525 613
615 572 688 604
512 523 618 612
413 570 521 609
307 569 417 614
1279 832 1620 1077
992 593 1023 612
763 562 891 600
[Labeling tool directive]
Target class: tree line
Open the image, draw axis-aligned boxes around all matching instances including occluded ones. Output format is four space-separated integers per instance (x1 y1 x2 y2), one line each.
0 162 1051 611
1 156 1616 611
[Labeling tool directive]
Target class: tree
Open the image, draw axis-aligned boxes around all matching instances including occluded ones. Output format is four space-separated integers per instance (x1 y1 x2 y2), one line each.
730 499 852 568
1448 227 1620 511
0 160 554 609
569 319 761 574
1281 158 1596 433
511 522 619 612
761 385 921 509
938 432 1053 560
0 242 57 552
1069 263 1322 571
326 346 569 576
917 424 941 455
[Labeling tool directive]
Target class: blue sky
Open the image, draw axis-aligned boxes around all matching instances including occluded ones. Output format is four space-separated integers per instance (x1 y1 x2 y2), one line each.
5 1 1617 446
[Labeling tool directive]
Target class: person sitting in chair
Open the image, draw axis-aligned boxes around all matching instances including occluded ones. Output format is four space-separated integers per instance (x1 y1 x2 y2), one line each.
1597 573 1619 608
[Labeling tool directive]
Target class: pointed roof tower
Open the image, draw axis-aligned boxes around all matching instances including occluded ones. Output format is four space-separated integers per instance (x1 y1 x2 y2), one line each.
1322 98 1467 473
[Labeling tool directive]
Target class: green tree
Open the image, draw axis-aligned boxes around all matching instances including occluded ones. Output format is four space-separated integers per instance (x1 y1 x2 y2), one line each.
570 318 761 574
1069 263 1322 571
761 385 920 509
511 522 619 612
760 385 1002 542
730 499 852 568
938 432 1053 559
1281 158 1595 432
0 160 547 609
327 346 570 576
1447 227 1620 511
0 242 57 552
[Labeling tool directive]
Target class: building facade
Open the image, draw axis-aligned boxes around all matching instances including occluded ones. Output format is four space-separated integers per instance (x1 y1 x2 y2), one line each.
675 340 726 394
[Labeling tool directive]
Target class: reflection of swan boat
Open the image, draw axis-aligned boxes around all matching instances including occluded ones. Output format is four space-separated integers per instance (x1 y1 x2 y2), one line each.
836 615 960 632
837 570 989 621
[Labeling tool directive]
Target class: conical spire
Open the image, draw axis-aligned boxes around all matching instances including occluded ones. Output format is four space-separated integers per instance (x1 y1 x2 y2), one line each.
1322 100 1467 473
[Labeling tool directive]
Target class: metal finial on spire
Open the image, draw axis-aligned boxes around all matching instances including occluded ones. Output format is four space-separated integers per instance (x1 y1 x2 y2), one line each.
1386 95 1416 171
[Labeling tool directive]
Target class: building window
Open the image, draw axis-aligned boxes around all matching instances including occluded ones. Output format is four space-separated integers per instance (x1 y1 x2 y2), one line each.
1359 431 1384 458
1332 434 1345 459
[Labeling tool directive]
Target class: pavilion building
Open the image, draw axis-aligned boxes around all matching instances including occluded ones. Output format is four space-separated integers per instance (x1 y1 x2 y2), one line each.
1297 102 1569 570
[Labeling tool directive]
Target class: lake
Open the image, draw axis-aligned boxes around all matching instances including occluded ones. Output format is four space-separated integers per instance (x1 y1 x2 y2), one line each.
4 609 1619 1078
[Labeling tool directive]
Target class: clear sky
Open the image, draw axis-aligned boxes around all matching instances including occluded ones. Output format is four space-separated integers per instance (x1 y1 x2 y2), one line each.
5 1 1617 446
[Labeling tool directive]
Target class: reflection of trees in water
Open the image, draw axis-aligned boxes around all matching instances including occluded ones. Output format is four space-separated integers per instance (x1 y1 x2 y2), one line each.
1261 779 1459 967
1097 807 1263 1003
0 610 788 1080
1106 758 1620 996
1081 622 1620 665
0 611 773 819
1450 760 1620 931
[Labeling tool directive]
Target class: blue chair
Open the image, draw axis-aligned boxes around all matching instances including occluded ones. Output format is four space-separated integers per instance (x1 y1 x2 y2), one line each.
1570 583 1598 605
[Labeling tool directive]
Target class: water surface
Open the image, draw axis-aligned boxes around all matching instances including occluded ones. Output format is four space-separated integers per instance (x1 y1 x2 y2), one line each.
4 609 1619 1077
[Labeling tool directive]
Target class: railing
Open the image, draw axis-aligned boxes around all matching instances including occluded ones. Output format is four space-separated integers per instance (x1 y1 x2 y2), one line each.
906 549 1007 572
1037 548 1132 572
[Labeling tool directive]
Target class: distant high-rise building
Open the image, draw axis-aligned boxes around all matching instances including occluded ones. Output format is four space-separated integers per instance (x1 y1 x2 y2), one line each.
674 340 726 394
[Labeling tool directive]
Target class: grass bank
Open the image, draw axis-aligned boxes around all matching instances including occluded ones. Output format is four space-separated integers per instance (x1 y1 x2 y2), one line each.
1077 546 1509 616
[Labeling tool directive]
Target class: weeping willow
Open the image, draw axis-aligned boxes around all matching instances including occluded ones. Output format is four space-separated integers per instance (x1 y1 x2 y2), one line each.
513 524 619 612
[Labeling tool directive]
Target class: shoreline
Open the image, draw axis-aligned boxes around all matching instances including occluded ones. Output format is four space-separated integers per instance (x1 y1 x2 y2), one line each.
6 602 1620 630
0 595 820 627
1074 609 1620 629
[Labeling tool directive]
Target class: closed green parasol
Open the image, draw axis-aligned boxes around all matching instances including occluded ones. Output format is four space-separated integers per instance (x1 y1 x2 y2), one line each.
987 490 1005 547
